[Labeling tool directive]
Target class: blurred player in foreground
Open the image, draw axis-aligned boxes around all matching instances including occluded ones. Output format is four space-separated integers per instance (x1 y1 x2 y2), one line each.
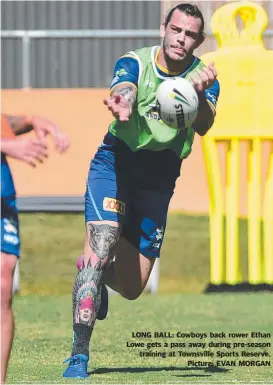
63 3 220 378
1 114 69 383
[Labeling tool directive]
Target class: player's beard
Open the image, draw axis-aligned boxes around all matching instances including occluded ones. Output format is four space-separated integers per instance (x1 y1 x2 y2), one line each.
163 37 185 62
163 37 194 73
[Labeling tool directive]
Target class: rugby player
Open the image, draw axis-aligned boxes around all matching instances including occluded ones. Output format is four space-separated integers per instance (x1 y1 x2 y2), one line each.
63 3 220 378
1 114 69 383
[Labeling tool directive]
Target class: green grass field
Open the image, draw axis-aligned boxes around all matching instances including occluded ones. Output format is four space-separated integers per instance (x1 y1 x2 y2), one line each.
6 213 273 383
8 293 273 383
18 213 249 294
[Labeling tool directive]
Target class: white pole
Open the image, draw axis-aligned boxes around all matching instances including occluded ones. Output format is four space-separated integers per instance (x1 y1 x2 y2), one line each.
12 261 20 294
146 259 160 294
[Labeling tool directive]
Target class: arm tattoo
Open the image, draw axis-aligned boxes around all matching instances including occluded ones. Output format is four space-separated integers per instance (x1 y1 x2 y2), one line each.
114 85 137 111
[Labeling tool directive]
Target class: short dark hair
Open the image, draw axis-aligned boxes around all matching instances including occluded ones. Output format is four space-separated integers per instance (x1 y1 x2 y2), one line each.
164 3 205 36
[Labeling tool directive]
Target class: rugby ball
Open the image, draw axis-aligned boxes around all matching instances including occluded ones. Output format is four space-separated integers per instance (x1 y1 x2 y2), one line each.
156 77 199 130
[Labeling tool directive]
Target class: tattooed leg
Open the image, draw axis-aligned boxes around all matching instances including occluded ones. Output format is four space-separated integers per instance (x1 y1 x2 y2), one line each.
77 256 119 293
72 222 120 356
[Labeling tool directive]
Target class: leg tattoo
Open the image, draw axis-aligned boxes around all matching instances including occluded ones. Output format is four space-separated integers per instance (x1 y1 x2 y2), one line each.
72 224 120 356
89 223 119 260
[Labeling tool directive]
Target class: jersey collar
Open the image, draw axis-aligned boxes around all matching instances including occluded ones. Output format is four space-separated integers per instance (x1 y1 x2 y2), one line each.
152 46 198 79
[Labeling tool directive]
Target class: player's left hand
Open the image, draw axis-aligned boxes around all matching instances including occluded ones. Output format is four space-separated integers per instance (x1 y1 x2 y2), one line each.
103 93 131 122
190 62 217 93
32 115 70 154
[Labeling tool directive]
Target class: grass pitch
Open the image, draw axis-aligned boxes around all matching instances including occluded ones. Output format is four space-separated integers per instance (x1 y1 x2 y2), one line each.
18 213 249 294
8 293 273 383
7 213 272 383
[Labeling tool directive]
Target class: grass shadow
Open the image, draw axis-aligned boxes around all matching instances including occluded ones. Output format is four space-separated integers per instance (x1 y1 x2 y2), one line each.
205 366 230 373
173 374 211 377
89 365 230 376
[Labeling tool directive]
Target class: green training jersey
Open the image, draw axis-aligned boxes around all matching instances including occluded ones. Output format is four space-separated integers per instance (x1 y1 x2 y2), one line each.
108 46 218 159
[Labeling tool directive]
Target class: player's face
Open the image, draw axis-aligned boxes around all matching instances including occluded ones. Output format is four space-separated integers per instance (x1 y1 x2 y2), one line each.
162 10 204 62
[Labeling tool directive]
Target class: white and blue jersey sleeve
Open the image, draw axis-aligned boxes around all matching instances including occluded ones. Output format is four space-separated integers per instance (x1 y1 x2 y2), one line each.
110 55 139 90
205 79 220 110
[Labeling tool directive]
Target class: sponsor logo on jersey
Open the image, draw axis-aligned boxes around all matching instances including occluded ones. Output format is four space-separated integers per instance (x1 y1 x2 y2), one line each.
111 69 129 87
145 103 164 123
103 198 126 215
115 69 128 77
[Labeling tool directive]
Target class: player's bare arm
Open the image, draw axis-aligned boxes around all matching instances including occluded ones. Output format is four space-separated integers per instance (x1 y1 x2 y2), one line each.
191 93 216 136
1 137 48 167
190 63 218 136
112 83 137 107
5 114 69 153
103 82 137 122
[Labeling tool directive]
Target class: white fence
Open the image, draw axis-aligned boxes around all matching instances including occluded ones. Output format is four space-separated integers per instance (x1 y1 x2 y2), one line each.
2 28 273 88
2 29 159 88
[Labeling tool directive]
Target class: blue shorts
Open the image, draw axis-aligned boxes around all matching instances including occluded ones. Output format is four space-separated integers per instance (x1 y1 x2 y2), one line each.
85 133 182 258
1 195 20 258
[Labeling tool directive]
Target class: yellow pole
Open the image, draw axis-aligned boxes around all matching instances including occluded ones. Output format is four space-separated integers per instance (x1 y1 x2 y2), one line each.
263 141 273 284
247 138 262 284
202 138 225 285
226 139 241 284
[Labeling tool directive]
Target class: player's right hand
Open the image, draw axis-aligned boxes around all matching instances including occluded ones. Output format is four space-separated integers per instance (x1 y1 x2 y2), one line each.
103 93 131 122
190 62 218 93
4 136 48 167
